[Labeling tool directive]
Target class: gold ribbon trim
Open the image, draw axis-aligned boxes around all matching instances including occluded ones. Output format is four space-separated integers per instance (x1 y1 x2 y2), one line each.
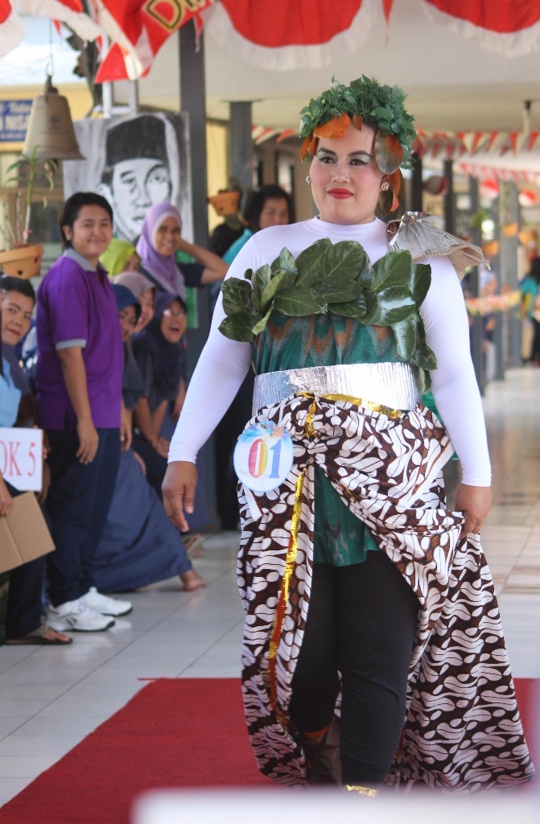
268 468 305 729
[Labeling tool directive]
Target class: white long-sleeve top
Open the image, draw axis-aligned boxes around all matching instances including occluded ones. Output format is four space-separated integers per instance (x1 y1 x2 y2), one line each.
169 217 491 487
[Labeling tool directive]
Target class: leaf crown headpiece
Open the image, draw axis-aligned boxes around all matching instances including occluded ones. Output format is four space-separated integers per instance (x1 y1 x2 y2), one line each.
299 76 416 175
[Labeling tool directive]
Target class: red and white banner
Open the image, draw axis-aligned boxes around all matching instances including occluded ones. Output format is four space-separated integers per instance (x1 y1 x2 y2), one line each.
0 0 26 56
421 0 540 57
202 0 379 71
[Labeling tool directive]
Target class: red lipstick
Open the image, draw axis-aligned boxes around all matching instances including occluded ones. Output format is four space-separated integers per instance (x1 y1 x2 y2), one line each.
327 188 354 199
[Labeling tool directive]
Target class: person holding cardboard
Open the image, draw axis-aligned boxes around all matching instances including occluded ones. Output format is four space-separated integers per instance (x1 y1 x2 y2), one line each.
0 276 71 645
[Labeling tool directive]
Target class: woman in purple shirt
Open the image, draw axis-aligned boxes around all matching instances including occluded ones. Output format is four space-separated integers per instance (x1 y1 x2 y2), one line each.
36 192 133 632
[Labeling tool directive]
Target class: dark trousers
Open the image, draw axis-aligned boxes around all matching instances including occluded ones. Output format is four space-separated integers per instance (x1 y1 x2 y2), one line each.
4 481 45 639
46 426 120 606
289 553 419 785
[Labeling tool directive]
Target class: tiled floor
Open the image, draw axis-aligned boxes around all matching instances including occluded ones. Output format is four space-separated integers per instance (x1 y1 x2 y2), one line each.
0 367 539 806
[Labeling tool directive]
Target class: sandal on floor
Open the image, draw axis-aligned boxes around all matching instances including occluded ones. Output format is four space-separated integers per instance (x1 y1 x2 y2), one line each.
4 624 73 646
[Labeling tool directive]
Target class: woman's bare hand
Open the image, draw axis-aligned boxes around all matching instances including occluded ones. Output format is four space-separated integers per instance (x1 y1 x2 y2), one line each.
162 461 198 532
454 484 492 536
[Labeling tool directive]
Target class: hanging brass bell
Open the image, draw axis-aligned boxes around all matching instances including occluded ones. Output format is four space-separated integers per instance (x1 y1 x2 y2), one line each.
23 75 85 161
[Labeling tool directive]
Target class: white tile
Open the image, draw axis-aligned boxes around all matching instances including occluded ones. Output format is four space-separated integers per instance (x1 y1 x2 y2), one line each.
8 716 103 737
0 755 59 777
0 736 82 757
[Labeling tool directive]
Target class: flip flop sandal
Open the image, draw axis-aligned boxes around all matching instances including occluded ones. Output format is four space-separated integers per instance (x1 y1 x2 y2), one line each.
4 624 73 645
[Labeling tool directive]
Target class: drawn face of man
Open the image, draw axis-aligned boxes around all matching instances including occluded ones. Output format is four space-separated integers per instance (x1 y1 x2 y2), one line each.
104 158 172 243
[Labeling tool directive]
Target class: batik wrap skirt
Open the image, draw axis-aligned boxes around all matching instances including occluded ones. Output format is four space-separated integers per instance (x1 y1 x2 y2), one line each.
236 393 534 790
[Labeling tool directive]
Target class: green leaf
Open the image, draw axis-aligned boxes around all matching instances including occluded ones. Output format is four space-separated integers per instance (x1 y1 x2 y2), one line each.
296 239 369 289
221 278 253 317
370 250 412 292
324 280 363 305
330 293 367 320
413 317 438 370
365 286 416 326
219 313 254 343
251 264 272 312
274 287 327 316
271 247 297 279
295 239 333 285
392 317 416 361
410 263 431 307
260 270 288 311
251 307 273 335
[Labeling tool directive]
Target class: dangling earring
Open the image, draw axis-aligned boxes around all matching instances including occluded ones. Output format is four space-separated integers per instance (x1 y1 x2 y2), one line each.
380 180 390 191
306 175 312 185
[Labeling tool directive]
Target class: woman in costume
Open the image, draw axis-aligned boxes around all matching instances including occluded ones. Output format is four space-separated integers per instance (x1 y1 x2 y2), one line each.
162 78 533 793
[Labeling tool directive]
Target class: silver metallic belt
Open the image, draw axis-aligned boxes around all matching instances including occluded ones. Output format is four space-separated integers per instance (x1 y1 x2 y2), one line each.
252 362 422 415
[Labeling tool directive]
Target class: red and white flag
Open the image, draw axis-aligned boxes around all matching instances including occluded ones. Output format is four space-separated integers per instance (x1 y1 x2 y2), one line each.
95 0 217 82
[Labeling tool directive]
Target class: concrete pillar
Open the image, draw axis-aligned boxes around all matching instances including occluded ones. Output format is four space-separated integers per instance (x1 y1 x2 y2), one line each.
229 101 253 191
410 152 423 212
468 176 485 394
443 159 456 234
499 181 521 368
179 22 218 526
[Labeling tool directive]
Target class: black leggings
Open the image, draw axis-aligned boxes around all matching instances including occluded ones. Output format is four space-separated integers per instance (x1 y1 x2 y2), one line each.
289 552 419 785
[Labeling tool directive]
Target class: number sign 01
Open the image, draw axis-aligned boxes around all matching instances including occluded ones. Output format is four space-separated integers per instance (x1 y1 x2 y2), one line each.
234 420 294 492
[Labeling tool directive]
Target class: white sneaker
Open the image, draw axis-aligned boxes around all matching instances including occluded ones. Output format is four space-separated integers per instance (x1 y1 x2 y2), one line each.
79 587 133 617
46 599 115 632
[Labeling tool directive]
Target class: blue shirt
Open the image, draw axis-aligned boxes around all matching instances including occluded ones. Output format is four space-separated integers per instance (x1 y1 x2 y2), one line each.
0 358 22 428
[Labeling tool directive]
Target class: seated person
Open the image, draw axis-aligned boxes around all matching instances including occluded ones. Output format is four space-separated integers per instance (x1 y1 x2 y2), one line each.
131 293 209 534
112 271 155 334
100 238 141 277
136 202 228 298
89 285 205 593
0 276 70 645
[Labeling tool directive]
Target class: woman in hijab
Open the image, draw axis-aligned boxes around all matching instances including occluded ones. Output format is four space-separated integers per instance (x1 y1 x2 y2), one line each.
132 292 209 535
90 285 206 593
136 202 228 299
113 271 156 333
100 238 141 277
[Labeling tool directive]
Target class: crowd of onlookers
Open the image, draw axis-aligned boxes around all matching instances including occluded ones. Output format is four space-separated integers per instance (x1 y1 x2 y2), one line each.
0 184 292 644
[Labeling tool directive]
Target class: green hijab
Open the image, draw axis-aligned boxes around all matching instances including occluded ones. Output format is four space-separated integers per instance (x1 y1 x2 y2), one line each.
100 239 138 277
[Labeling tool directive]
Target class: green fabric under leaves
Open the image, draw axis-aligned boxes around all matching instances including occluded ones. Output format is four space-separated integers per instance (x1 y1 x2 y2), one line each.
253 311 392 566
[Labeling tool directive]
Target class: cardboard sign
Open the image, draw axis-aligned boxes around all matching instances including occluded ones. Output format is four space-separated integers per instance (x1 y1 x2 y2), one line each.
0 429 43 492
0 492 55 574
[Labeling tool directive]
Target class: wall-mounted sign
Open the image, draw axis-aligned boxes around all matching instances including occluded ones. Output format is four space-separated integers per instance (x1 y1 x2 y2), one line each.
0 100 32 143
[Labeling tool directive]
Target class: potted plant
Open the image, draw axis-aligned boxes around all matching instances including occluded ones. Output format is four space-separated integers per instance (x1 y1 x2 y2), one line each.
0 147 57 279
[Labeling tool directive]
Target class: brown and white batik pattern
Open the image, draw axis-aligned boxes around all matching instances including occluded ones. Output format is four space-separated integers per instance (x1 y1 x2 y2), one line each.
236 393 534 790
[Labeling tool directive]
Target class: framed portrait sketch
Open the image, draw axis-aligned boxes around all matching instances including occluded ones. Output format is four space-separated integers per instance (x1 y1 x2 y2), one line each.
63 112 193 245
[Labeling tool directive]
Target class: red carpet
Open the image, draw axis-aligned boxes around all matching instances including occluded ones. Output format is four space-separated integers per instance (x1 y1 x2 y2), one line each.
0 677 537 824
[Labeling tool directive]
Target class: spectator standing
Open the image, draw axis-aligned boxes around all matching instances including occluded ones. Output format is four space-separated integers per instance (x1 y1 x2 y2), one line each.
520 257 540 364
36 192 132 632
0 277 70 645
